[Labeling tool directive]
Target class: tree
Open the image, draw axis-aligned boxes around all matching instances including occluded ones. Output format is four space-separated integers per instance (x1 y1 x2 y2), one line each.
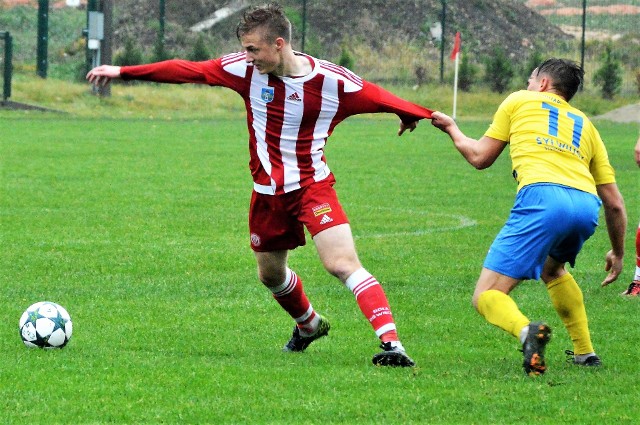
524 49 544 75
113 37 143 67
189 34 211 62
458 50 478 92
338 44 354 70
483 47 514 93
152 35 171 63
593 44 622 99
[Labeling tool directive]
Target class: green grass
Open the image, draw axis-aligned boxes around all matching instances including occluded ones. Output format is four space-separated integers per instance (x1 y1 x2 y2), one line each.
1 114 639 424
3 73 638 121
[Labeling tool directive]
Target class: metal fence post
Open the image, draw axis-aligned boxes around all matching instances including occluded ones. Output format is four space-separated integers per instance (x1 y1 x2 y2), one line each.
440 0 446 84
580 0 586 76
301 0 307 52
36 0 49 78
99 0 113 97
1 31 13 101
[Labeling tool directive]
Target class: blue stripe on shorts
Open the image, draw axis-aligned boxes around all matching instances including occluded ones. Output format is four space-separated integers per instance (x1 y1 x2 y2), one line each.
483 183 601 280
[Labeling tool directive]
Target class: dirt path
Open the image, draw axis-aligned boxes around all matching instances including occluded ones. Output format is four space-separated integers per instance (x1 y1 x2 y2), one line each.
594 103 640 124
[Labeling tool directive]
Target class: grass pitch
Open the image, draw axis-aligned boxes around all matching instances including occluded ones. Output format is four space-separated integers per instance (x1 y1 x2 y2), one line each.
1 115 638 424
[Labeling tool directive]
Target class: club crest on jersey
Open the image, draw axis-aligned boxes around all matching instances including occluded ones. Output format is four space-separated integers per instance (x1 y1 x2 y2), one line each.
261 87 275 103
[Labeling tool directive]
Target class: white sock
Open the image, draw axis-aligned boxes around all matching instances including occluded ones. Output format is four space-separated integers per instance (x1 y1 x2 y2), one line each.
634 265 640 282
389 341 405 352
519 325 529 344
298 314 321 337
574 352 596 363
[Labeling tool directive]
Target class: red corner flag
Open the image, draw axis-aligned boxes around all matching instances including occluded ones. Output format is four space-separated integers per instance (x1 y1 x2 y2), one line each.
450 32 461 60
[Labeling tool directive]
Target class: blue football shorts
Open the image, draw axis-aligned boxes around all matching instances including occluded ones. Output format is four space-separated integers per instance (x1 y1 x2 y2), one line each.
483 183 602 281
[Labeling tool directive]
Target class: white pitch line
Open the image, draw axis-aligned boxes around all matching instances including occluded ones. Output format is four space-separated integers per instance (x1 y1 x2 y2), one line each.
353 212 477 239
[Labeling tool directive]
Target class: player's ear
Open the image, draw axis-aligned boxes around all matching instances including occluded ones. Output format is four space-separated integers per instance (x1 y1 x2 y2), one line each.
539 76 552 92
275 37 286 50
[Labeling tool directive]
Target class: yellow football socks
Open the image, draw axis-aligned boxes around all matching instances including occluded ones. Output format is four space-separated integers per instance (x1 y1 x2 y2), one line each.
477 289 530 339
546 272 593 356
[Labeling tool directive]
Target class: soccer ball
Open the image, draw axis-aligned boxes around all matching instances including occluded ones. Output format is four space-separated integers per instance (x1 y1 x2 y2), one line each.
19 301 73 349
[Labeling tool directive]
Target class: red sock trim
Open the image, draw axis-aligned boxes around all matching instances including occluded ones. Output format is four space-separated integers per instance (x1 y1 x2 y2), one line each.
272 271 313 320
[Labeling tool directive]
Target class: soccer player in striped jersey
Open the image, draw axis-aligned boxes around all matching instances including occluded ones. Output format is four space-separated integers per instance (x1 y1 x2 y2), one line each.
431 58 627 375
623 135 640 295
87 2 433 367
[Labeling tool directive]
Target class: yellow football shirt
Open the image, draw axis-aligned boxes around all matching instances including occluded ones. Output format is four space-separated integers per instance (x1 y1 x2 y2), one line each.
484 90 615 195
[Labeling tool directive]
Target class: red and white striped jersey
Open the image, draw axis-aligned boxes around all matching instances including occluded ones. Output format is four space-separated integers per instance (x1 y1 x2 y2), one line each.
121 53 433 195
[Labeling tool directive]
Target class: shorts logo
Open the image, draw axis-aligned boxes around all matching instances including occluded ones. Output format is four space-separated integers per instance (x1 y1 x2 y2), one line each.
250 233 261 247
312 203 332 217
261 87 274 103
319 214 333 225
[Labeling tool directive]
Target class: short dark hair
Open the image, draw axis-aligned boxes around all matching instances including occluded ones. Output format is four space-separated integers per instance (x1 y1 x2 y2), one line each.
236 2 291 43
535 58 584 101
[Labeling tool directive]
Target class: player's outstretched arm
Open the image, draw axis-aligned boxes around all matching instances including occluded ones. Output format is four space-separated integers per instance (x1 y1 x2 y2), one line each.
346 81 432 136
86 65 122 86
635 136 640 167
597 182 627 286
430 111 506 169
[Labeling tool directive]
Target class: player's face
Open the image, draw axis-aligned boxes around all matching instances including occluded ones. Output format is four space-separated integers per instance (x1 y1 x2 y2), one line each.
241 29 282 75
527 68 542 91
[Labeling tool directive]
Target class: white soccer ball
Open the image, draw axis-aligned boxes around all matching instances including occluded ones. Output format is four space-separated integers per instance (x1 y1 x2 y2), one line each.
19 301 73 349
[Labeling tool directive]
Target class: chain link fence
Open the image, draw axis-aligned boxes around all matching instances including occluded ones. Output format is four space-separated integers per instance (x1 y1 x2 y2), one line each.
521 0 640 95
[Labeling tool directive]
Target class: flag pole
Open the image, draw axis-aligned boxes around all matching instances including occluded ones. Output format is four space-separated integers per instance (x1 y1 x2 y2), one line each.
449 31 461 120
452 53 459 119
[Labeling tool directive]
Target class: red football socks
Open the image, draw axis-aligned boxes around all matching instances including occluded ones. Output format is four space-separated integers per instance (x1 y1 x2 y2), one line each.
345 268 398 343
270 268 319 335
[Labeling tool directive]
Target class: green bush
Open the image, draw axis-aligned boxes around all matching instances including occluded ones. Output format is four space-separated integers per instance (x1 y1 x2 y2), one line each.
338 44 354 70
189 34 211 62
524 49 544 75
483 47 514 93
152 36 171 63
593 44 622 99
458 50 478 92
113 37 144 67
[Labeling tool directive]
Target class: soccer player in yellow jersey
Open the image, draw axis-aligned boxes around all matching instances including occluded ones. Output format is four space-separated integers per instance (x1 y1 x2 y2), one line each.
431 58 627 376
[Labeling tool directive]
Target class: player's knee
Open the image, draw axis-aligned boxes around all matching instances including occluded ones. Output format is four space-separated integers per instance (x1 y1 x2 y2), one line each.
325 264 351 281
471 292 481 311
541 258 566 283
324 258 360 282
257 268 286 287
541 269 563 284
